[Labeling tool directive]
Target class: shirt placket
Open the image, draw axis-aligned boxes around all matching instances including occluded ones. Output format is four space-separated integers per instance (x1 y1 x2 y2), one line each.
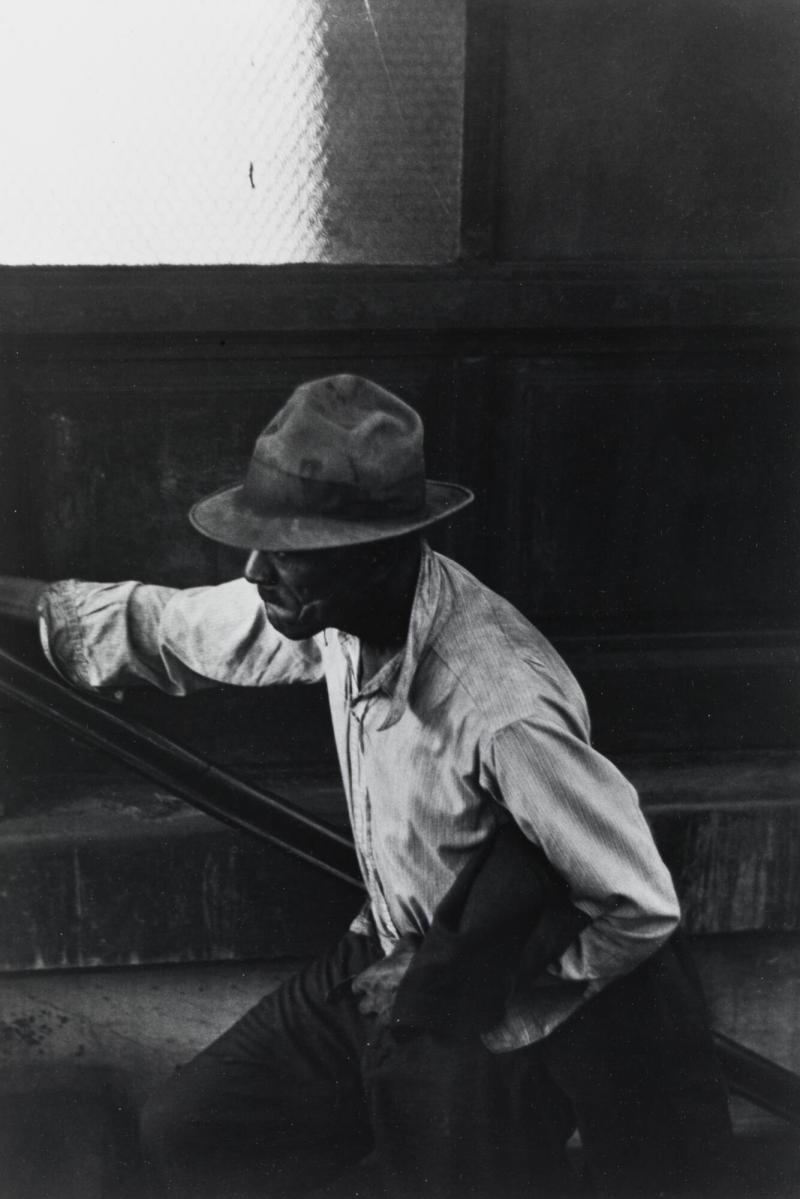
342 642 398 949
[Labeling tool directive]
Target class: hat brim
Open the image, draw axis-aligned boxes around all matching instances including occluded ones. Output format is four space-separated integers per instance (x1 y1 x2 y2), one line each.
189 480 474 551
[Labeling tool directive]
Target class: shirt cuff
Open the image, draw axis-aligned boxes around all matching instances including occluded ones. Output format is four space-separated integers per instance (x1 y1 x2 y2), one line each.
481 976 606 1052
38 581 90 685
349 902 377 939
37 580 125 699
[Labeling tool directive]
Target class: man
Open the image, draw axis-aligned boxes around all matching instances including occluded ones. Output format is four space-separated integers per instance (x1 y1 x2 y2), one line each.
1 375 731 1198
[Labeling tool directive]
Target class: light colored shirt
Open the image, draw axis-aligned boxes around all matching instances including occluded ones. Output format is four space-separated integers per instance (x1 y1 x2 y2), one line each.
38 542 680 1049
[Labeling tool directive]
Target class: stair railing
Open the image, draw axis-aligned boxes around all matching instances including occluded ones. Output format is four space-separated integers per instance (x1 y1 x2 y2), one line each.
0 643 361 889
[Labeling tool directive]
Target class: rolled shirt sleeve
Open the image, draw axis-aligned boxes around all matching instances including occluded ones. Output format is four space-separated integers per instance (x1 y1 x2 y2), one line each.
485 717 680 986
38 577 323 695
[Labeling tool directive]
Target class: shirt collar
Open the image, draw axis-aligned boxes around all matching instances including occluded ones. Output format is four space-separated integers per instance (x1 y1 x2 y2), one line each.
336 629 402 701
376 541 447 731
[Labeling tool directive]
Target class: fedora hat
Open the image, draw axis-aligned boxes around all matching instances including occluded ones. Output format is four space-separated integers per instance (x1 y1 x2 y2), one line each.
189 375 473 551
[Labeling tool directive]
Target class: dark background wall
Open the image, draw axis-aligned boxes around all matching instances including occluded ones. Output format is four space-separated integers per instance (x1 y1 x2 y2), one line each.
500 0 800 260
1 0 798 771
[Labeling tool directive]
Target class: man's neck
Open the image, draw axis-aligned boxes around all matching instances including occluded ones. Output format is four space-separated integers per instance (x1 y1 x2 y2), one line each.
342 539 423 685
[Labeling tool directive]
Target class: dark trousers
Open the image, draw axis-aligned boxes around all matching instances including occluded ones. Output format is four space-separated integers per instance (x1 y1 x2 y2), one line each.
140 931 731 1199
140 930 576 1199
541 933 733 1199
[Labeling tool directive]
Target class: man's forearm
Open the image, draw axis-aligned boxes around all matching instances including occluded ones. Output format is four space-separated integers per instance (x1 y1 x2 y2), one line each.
550 907 679 984
0 577 48 623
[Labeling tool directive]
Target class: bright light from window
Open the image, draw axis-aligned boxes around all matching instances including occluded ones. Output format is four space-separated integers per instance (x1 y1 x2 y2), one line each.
0 1 464 265
0 0 328 263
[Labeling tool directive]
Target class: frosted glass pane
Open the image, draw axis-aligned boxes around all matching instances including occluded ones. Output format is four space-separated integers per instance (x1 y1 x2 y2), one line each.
0 0 464 264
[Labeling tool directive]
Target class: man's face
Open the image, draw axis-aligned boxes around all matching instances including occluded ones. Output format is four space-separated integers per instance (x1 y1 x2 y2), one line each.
244 546 366 639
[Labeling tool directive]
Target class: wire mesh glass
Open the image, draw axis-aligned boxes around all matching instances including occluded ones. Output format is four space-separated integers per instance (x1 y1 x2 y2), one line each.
0 0 464 264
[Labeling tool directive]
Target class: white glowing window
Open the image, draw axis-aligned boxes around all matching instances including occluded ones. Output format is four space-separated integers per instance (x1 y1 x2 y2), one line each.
0 1 464 264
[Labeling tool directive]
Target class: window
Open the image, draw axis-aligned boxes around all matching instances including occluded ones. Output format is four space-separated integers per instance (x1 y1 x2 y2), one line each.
0 1 465 265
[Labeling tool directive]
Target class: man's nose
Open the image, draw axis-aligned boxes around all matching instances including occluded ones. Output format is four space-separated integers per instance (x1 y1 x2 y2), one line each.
244 551 276 584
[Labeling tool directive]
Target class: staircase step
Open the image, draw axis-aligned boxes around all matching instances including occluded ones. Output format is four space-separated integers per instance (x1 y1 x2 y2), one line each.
0 769 358 972
0 963 291 1199
1 751 798 971
693 932 800 1085
0 960 293 1103
638 751 800 934
0 1064 141 1199
0 953 797 1199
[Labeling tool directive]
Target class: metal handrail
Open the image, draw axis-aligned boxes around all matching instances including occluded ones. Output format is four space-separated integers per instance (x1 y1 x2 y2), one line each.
0 644 361 889
1 643 798 1124
714 1031 800 1125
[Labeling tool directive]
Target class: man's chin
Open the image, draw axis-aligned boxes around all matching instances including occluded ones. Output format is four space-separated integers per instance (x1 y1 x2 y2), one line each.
263 603 319 640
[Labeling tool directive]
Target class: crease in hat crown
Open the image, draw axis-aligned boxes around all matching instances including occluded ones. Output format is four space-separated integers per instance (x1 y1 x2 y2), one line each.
244 375 426 516
189 374 474 550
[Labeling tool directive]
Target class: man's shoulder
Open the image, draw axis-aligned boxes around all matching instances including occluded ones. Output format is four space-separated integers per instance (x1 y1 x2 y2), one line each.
422 553 586 728
429 550 552 658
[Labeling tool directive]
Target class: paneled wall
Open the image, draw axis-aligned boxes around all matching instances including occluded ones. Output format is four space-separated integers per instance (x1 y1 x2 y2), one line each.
4 330 799 631
1 313 797 767
499 0 800 260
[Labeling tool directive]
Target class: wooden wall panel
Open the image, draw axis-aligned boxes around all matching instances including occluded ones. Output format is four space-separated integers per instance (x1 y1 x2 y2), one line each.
12 336 797 634
489 351 800 628
2 330 797 758
500 0 800 260
9 348 477 587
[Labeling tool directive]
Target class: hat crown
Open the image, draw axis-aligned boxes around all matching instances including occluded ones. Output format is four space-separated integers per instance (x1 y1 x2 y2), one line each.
188 374 473 550
244 375 426 518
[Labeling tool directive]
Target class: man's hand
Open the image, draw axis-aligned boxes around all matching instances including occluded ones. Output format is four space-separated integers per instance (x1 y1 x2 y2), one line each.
351 934 419 1028
0 577 48 623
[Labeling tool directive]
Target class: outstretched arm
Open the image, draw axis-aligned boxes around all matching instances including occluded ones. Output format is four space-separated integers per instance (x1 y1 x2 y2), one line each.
1 574 323 696
0 577 48 623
